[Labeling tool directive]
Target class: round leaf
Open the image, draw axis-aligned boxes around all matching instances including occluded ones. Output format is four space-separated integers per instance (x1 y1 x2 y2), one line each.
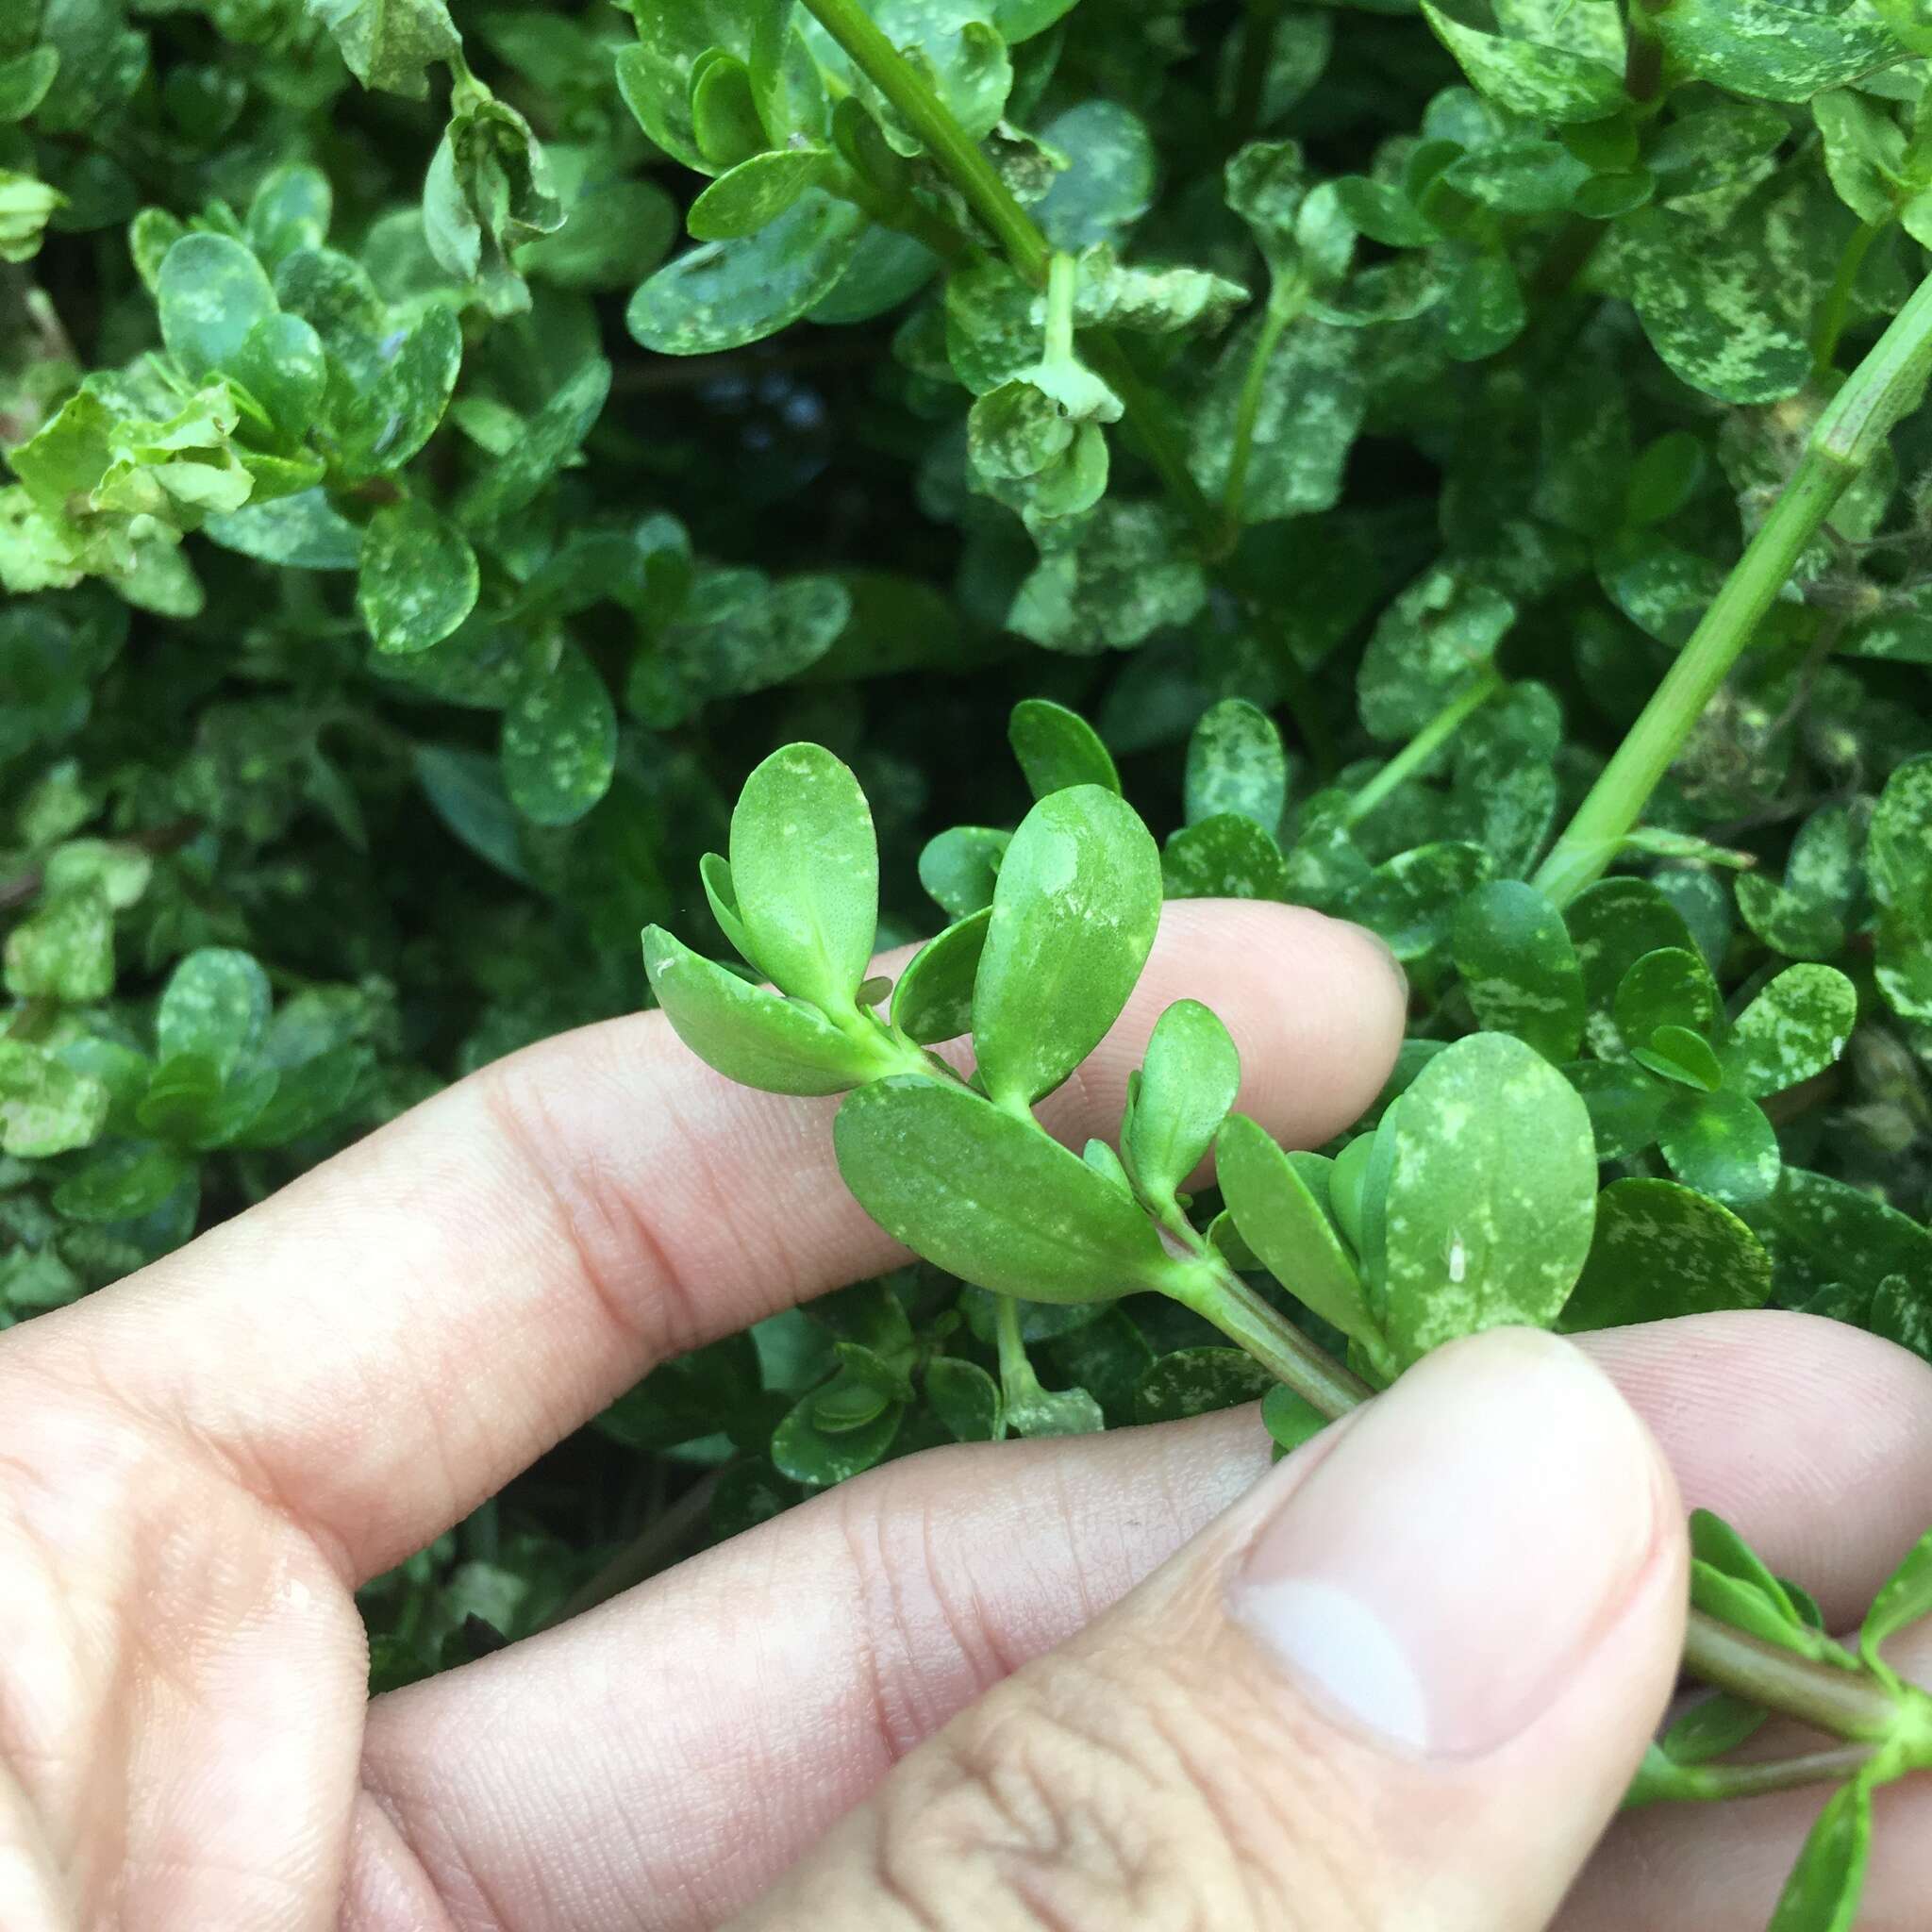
502 642 618 827
1723 964 1857 1098
972 784 1162 1109
357 501 478 655
1378 1032 1599 1364
1452 879 1585 1063
1127 998 1241 1204
1008 697 1120 798
1561 1177 1773 1330
1657 1088 1781 1207
157 233 278 381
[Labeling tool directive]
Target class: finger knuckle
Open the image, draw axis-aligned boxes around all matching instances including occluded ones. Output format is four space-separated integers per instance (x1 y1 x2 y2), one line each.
866 1609 1376 1932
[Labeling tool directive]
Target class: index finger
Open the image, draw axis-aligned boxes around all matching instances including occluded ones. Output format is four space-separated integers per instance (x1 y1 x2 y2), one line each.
0 902 1407 1584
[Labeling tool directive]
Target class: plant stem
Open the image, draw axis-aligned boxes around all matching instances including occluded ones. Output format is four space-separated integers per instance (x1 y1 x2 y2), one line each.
1680 1615 1904 1743
1813 220 1881 379
538 1468 724 1632
1175 1251 1910 1754
1218 292 1302 544
1344 667 1504 826
802 0 1047 278
1533 267 1932 908
797 0 1221 547
1629 1743 1878 1808
1171 1246 1375 1417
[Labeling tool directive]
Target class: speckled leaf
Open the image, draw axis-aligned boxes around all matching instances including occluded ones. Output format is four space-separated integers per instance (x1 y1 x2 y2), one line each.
1218 1112 1376 1350
1161 815 1290 901
502 642 616 827
1036 100 1156 250
1868 757 1932 1023
1191 315 1363 525
1621 206 1809 405
1754 1166 1932 1307
1567 1058 1669 1159
974 784 1161 1108
1451 879 1585 1063
157 234 278 382
1008 501 1208 655
688 147 838 241
1377 1031 1598 1364
308 0 459 99
1764 1779 1870 1932
1133 1347 1275 1424
1128 1000 1241 1204
1614 946 1721 1049
356 500 477 656
1341 841 1493 962
641 926 882 1095
1185 699 1287 833
0 1041 109 1158
834 1077 1171 1303
891 907 989 1044
1723 964 1857 1097
1566 877 1699 1056
730 743 878 1011
1659 1088 1781 1207
1008 697 1119 798
337 305 462 476
771 1392 902 1485
613 1 756 175
627 192 866 355
1421 2 1627 123
1444 139 1591 213
1561 1178 1773 1330
4 885 113 1002
158 947 270 1079
1736 802 1861 960
1657 1 1904 104
925 1357 1003 1441
1358 568 1515 740
458 357 609 528
205 489 362 570
919 825 1009 919
52 1141 194 1224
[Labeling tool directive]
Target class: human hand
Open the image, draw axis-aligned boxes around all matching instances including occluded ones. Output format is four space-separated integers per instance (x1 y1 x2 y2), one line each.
1 902 1928 1931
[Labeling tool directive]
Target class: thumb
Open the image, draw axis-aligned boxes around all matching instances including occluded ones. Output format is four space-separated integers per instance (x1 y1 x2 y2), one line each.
729 1329 1688 1932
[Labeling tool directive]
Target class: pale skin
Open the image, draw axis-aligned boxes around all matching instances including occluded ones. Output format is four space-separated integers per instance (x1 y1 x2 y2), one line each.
2 901 1930 1931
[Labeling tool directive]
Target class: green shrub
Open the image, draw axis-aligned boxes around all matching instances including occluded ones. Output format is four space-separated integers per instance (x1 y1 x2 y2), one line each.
7 0 1932 1913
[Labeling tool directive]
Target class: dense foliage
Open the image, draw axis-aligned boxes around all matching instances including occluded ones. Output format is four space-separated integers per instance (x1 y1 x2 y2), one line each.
6 0 1932 1847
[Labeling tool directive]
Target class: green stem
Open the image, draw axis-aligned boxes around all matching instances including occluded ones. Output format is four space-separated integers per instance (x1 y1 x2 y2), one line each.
1344 667 1504 826
1042 250 1076 365
1813 221 1881 380
1218 292 1301 544
1629 1743 1877 1808
801 0 1046 277
1680 1616 1903 1744
797 0 1221 547
1169 1245 1375 1418
1534 269 1932 908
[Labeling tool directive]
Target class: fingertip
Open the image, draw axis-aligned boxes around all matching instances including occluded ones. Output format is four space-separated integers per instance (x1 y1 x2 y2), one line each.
1125 901 1408 1149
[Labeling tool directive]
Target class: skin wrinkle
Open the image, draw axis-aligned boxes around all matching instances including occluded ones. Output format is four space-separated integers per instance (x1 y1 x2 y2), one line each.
11 899 1932 1932
350 1320 1932 1932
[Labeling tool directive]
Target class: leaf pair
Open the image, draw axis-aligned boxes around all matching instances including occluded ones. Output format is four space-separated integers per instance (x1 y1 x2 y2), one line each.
1220 1031 1598 1380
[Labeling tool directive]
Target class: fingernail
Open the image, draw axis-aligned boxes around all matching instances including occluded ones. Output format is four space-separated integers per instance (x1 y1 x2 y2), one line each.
1229 1330 1660 1759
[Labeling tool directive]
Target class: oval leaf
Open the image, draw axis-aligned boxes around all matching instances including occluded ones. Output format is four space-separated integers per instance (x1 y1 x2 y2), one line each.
1452 878 1585 1062
973 785 1162 1110
834 1077 1171 1305
357 501 478 655
641 925 888 1096
1561 1178 1773 1330
1127 999 1241 1203
729 742 879 1012
891 908 991 1045
1378 1032 1598 1364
